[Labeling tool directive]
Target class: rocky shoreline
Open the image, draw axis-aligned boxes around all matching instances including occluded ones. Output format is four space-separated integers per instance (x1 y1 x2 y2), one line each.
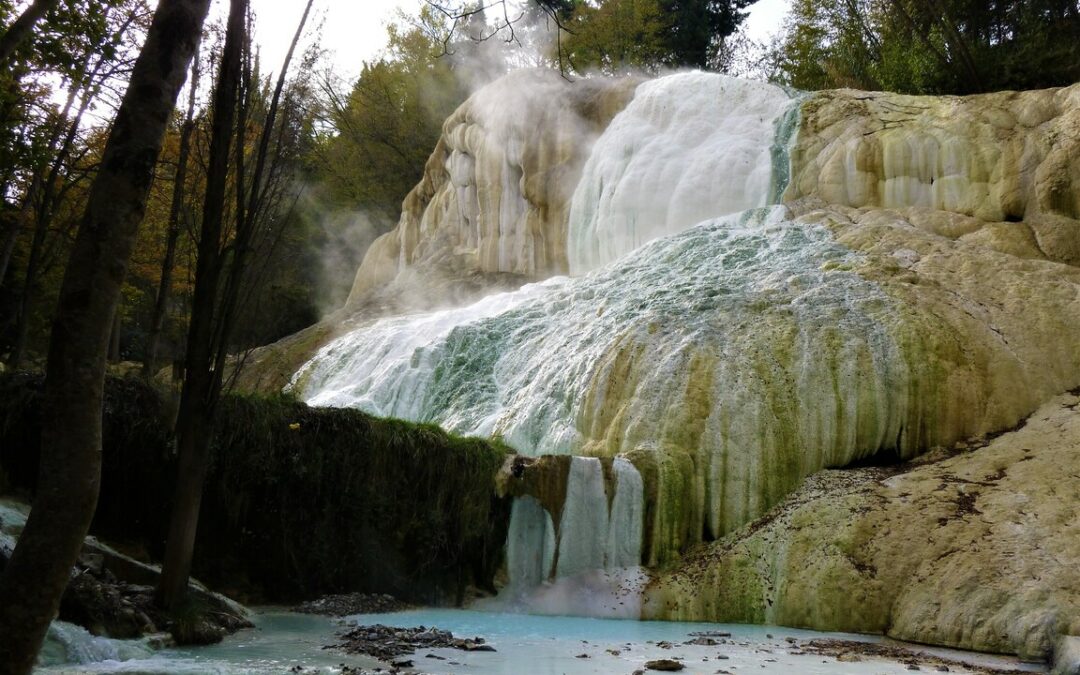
797 639 1037 675
1 498 250 647
294 592 411 617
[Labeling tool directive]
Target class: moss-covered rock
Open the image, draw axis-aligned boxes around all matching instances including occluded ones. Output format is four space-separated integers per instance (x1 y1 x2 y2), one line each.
644 392 1080 661
0 373 513 605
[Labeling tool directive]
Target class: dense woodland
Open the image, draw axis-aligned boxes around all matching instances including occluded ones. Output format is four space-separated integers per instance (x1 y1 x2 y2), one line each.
2 0 1078 373
0 0 1077 671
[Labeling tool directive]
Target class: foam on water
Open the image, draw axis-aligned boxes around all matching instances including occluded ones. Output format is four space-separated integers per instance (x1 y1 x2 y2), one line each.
37 622 155 668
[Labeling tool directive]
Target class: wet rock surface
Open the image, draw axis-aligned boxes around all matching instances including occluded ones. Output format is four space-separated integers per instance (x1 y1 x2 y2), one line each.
294 592 411 617
330 623 496 662
799 639 1033 675
644 658 686 670
1 497 250 647
57 558 250 646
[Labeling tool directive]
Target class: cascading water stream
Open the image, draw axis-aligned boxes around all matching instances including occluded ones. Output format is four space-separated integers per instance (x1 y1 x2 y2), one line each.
567 72 800 273
498 456 647 618
291 73 806 456
290 73 911 611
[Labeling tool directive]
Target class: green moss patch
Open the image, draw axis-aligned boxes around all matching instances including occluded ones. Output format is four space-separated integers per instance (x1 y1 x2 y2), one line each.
0 373 512 605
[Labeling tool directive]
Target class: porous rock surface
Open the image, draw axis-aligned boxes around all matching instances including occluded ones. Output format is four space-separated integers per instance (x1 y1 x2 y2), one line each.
643 392 1080 661
255 72 1080 659
346 69 640 304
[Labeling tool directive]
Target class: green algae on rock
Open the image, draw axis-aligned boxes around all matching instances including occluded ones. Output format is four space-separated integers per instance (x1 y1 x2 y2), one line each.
644 392 1080 661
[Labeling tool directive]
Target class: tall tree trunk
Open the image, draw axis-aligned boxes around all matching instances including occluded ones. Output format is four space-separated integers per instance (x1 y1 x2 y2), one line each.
0 0 59 68
0 216 16 289
0 1 209 672
145 54 201 379
156 0 312 608
155 0 247 611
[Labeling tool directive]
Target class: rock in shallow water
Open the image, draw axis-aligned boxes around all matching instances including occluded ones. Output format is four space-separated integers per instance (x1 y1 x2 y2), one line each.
330 623 496 662
644 658 685 671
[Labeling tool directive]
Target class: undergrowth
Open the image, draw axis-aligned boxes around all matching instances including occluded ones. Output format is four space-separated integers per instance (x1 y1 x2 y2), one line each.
0 373 513 604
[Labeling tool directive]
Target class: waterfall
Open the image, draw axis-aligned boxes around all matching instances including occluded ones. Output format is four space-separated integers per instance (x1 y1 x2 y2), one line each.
496 457 647 617
505 496 556 589
506 457 645 589
606 458 644 570
567 72 799 273
292 72 914 603
555 457 611 578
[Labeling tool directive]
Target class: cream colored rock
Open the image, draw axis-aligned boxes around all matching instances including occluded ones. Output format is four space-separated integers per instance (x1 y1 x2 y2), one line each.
788 84 1080 229
1055 636 1080 675
644 392 1080 661
345 69 639 305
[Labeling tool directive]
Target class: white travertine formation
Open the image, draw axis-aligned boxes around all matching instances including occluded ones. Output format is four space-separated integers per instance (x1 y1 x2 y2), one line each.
285 72 1080 657
346 69 639 304
788 85 1080 230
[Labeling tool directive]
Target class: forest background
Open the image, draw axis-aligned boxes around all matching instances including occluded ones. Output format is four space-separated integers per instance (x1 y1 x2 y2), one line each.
3 0 1076 374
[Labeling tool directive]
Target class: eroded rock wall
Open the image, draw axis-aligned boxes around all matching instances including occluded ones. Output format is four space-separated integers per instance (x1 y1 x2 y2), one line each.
346 69 640 305
643 392 1080 661
788 86 1080 223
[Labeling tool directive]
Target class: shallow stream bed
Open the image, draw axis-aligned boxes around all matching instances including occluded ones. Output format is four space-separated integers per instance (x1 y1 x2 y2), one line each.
37 608 1046 674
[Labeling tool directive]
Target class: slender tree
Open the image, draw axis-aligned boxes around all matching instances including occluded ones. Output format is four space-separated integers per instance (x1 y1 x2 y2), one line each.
154 0 247 609
0 0 60 68
0 0 210 671
145 51 202 379
156 0 315 608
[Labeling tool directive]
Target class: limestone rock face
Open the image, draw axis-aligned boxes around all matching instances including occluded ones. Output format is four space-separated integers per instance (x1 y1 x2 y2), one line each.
294 203 1080 570
346 69 639 305
279 72 1080 656
643 392 1080 661
788 84 1080 230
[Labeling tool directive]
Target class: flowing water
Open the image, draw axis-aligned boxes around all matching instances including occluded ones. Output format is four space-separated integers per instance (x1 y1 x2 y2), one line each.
291 72 806 453
290 71 910 601
566 72 800 273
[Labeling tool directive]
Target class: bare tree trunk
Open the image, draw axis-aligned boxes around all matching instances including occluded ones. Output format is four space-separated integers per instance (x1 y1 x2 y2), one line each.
0 0 59 68
0 212 18 287
0 1 209 672
156 0 312 608
155 0 247 611
145 54 201 379
108 310 121 363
